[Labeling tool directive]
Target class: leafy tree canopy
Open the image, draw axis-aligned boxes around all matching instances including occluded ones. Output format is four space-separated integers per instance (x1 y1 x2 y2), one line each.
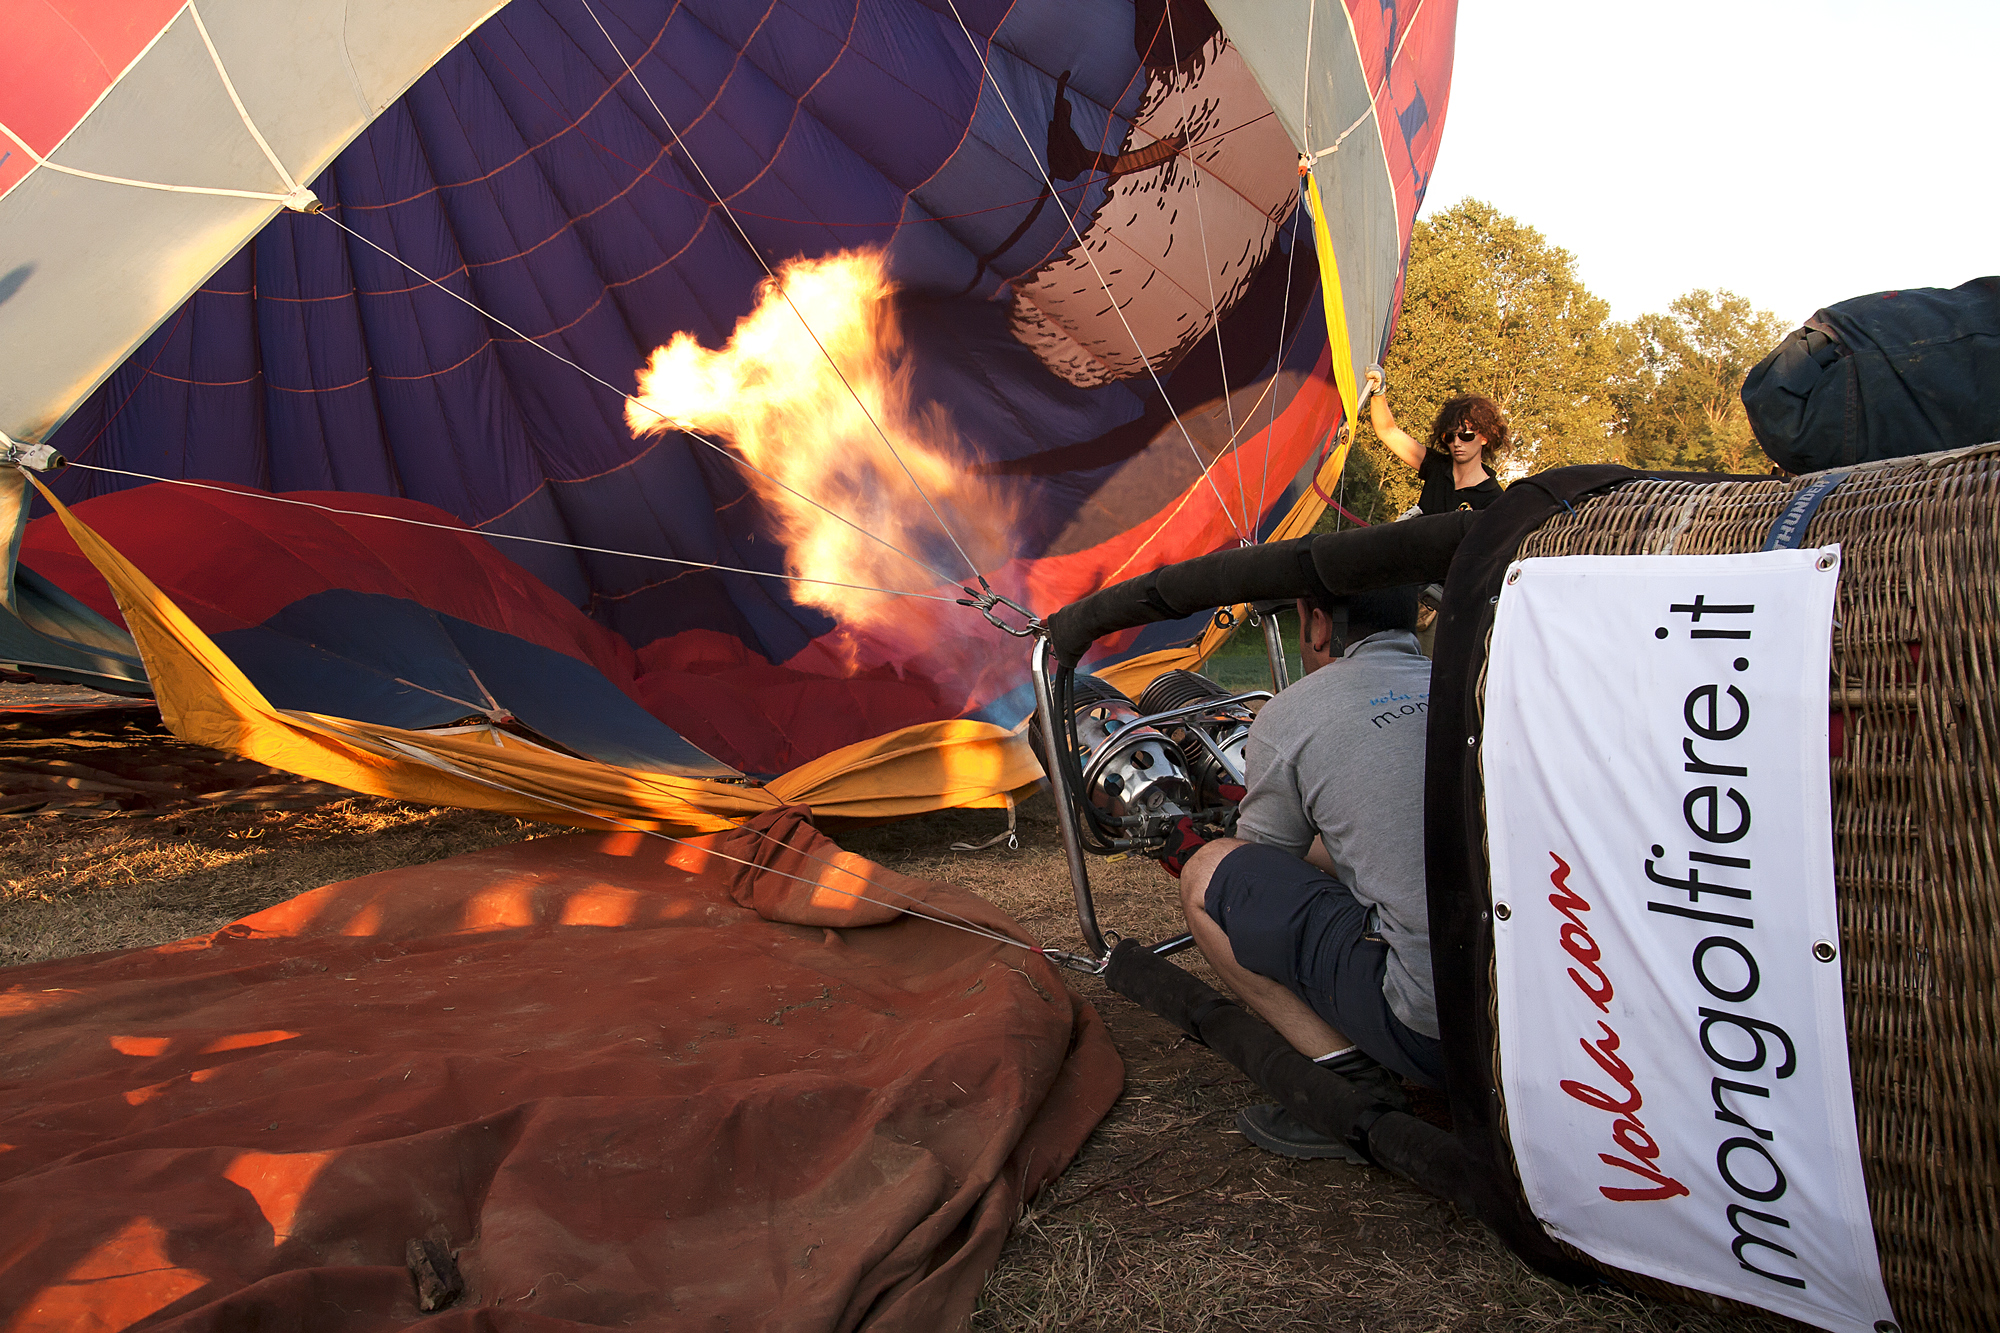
1617 290 1789 475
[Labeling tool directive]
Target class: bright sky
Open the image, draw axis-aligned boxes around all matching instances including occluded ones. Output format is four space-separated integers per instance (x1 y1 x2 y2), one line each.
1419 0 2000 327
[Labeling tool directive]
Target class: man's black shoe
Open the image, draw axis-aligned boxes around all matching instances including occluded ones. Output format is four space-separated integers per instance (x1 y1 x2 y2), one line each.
1234 1104 1368 1161
1318 1047 1412 1113
1234 1049 1413 1161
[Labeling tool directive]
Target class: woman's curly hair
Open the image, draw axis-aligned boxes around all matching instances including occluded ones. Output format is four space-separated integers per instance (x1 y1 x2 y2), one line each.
1426 394 1510 466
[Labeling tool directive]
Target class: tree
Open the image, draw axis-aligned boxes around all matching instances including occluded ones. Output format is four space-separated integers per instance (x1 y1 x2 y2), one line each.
1617 290 1789 475
1330 198 1630 525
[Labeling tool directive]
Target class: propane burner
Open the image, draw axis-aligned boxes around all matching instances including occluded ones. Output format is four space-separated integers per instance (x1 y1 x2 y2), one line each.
1031 668 1267 855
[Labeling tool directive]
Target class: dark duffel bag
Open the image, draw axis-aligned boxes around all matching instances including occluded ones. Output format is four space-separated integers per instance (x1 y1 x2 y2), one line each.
1742 276 2000 473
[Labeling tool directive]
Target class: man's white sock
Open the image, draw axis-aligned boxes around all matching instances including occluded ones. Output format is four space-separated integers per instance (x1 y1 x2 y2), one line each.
1312 1045 1357 1064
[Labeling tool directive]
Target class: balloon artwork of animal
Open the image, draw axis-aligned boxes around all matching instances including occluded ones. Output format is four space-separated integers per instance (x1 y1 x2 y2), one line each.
3 3 1992 1333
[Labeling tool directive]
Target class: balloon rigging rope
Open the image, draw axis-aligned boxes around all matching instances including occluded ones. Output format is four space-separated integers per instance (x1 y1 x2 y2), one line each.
941 0 1255 543
572 0 987 587
57 462 962 606
309 211 966 594
348 723 1042 956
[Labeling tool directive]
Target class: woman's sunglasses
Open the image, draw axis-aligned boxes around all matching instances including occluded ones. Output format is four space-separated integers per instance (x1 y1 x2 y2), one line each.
1452 429 1480 443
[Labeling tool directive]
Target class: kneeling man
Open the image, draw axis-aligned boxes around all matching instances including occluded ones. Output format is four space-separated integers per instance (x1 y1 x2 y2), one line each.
1176 584 1440 1158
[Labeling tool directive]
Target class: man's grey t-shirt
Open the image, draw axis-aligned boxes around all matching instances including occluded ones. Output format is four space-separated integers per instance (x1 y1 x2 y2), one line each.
1233 630 1436 1038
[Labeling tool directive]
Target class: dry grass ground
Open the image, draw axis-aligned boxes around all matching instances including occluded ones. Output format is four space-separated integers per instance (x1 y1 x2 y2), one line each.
0 696 541 966
0 697 1788 1333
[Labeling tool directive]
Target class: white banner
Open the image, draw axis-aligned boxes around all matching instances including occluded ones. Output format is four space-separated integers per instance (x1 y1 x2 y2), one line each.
1484 549 1896 1333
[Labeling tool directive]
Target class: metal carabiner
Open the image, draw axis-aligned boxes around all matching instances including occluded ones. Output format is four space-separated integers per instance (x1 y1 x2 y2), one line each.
1037 947 1109 976
957 576 1045 639
0 432 65 472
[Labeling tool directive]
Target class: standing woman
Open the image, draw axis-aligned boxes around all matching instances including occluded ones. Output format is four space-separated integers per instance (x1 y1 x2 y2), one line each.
1362 370 1509 515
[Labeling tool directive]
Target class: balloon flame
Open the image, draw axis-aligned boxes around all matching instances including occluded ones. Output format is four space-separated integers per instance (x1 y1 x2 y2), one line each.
627 249 1005 635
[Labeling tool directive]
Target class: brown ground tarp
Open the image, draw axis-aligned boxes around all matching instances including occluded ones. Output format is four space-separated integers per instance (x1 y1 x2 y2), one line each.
0 812 1122 1331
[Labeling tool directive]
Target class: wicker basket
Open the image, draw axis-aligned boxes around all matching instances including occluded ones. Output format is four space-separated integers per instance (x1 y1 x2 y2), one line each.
1479 445 2000 1331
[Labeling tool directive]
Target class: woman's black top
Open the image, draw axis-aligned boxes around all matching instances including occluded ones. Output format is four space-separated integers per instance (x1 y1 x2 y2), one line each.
1416 450 1503 515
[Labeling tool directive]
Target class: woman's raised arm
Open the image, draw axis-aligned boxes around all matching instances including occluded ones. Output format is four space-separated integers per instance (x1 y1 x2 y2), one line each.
1363 369 1426 470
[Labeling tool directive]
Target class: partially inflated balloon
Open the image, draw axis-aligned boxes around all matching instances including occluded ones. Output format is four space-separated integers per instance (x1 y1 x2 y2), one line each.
10 0 1455 799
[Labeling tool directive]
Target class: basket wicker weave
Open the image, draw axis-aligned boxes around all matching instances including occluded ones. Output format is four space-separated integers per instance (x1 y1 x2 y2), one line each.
1479 444 2000 1332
